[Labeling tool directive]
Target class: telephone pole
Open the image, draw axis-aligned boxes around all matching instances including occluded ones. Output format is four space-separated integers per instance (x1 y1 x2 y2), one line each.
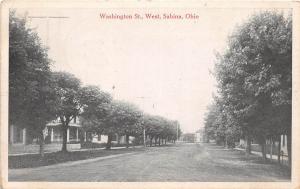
136 96 152 148
143 127 146 147
176 122 179 142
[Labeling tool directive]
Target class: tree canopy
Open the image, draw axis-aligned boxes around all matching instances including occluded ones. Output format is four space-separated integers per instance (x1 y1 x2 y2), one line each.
51 71 82 152
204 11 292 162
9 11 59 156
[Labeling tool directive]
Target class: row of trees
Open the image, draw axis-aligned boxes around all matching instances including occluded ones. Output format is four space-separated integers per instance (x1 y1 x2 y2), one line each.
204 11 292 165
9 11 181 157
80 95 180 149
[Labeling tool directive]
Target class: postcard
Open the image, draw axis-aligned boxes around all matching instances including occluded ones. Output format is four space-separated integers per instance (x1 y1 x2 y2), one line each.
1 0 299 189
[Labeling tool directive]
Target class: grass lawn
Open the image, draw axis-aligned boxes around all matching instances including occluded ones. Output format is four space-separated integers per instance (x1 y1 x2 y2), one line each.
9 147 145 169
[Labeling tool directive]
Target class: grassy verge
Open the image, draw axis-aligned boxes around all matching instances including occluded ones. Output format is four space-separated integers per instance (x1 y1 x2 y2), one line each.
9 147 144 169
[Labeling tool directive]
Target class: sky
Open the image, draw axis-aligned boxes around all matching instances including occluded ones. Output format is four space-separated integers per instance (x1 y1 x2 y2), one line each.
15 8 274 133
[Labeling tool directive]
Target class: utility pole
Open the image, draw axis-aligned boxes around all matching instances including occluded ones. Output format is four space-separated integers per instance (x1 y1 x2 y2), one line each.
143 127 146 147
136 96 151 148
176 122 179 142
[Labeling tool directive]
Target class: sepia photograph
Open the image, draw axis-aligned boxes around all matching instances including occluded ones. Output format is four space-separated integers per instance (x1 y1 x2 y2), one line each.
1 0 299 188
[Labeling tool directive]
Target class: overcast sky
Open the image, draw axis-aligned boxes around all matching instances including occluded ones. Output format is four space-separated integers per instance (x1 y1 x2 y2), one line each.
16 8 279 133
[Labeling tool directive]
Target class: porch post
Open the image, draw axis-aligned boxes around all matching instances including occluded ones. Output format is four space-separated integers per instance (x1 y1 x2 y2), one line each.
22 128 26 144
67 128 70 142
84 132 87 142
10 125 14 144
76 128 79 141
51 128 54 142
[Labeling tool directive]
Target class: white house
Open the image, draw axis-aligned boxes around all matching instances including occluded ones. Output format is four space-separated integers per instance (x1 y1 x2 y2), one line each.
9 116 134 145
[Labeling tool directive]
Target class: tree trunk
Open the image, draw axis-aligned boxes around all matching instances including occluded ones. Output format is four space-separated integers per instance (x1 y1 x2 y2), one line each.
270 138 273 161
146 135 148 147
150 136 153 147
106 134 112 149
287 132 291 166
117 134 121 144
165 138 167 144
79 130 84 147
158 137 161 146
39 128 45 158
154 136 157 146
261 139 267 161
97 132 101 141
61 124 68 152
225 135 228 148
277 136 281 164
245 135 251 157
126 134 130 148
206 136 209 143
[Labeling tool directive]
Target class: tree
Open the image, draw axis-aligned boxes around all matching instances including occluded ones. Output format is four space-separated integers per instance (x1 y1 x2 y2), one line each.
115 102 143 148
79 85 112 143
143 115 162 146
209 11 292 162
52 72 81 152
204 103 219 143
9 11 57 157
101 101 142 149
143 114 178 146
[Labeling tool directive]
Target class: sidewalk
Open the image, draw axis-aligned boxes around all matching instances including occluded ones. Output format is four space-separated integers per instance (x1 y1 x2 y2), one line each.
9 144 144 156
234 147 288 162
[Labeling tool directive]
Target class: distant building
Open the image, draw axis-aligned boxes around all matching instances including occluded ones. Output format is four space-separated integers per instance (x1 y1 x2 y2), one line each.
181 133 195 143
195 129 204 143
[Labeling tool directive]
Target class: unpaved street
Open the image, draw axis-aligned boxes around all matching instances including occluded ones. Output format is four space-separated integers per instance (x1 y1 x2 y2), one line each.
9 143 290 181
